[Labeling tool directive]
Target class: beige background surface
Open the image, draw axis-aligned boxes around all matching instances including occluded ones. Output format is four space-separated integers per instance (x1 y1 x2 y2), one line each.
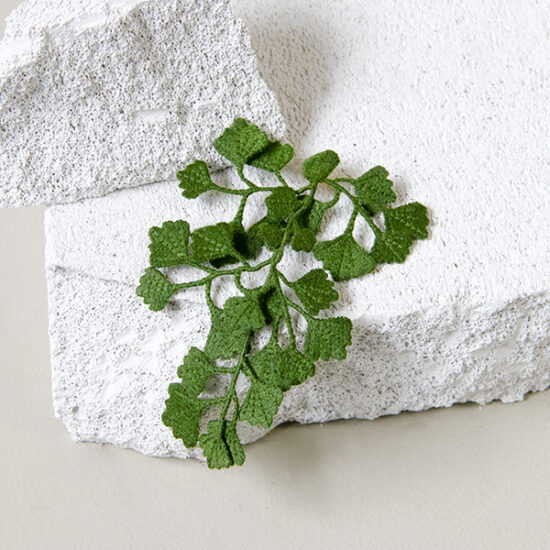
1 2 550 548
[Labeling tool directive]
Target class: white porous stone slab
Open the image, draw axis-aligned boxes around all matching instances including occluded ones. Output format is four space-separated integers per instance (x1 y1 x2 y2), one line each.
45 0 550 458
0 0 284 207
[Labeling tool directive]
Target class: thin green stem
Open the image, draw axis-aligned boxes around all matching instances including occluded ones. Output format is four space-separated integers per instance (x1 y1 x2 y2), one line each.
210 183 249 196
204 280 215 313
286 298 314 320
234 195 249 225
276 270 314 321
276 172 289 187
201 396 226 408
345 208 359 235
296 182 316 194
176 258 272 292
273 272 296 345
237 167 260 190
220 335 250 421
234 273 247 295
325 179 382 236
276 270 292 288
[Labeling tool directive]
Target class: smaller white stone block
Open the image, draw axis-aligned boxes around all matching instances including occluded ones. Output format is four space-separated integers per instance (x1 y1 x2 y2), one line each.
0 0 284 207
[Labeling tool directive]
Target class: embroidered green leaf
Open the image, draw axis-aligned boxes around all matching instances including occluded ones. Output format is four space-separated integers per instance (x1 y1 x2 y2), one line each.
304 317 353 361
301 199 332 235
205 296 266 359
354 166 396 215
290 269 339 315
214 118 270 170
265 186 300 222
261 288 286 325
248 142 294 173
385 202 429 240
148 220 190 267
240 380 283 428
372 203 429 263
224 422 246 466
371 229 413 264
162 383 204 447
277 345 316 391
190 222 236 263
199 420 245 469
136 267 179 311
177 347 215 398
290 225 316 252
137 117 430 468
177 160 214 199
247 340 283 388
314 234 377 281
248 341 315 391
302 150 340 183
249 219 285 251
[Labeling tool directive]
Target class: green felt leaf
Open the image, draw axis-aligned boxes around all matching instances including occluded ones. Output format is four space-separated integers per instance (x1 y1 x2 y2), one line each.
162 383 204 448
199 420 245 469
355 166 396 214
205 296 266 359
313 234 377 281
240 380 283 428
304 317 353 361
148 220 190 268
214 118 270 169
290 226 316 252
136 267 179 311
302 150 340 183
248 142 294 172
177 347 215 397
290 269 339 315
190 222 236 263
177 160 214 199
371 203 429 264
248 341 315 392
265 186 300 222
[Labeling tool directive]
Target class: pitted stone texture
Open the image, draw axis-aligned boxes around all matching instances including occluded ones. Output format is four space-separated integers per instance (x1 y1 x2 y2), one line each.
45 0 550 459
46 255 550 459
0 0 284 207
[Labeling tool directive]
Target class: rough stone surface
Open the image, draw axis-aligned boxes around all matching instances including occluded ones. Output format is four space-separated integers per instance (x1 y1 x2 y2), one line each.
0 0 284 207
44 0 550 459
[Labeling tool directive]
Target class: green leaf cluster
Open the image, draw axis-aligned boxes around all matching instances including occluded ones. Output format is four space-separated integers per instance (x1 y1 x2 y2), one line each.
137 118 430 468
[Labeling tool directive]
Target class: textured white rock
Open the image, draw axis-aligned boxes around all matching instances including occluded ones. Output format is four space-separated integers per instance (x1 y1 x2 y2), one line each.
0 0 284 207
45 0 550 458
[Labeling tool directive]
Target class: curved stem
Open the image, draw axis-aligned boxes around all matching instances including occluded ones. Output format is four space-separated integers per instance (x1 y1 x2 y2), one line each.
345 208 358 235
325 179 382 236
273 273 296 345
237 167 259 190
234 195 249 225
204 280 215 313
276 172 289 187
275 269 314 321
210 182 249 196
285 298 314 321
219 335 250 421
